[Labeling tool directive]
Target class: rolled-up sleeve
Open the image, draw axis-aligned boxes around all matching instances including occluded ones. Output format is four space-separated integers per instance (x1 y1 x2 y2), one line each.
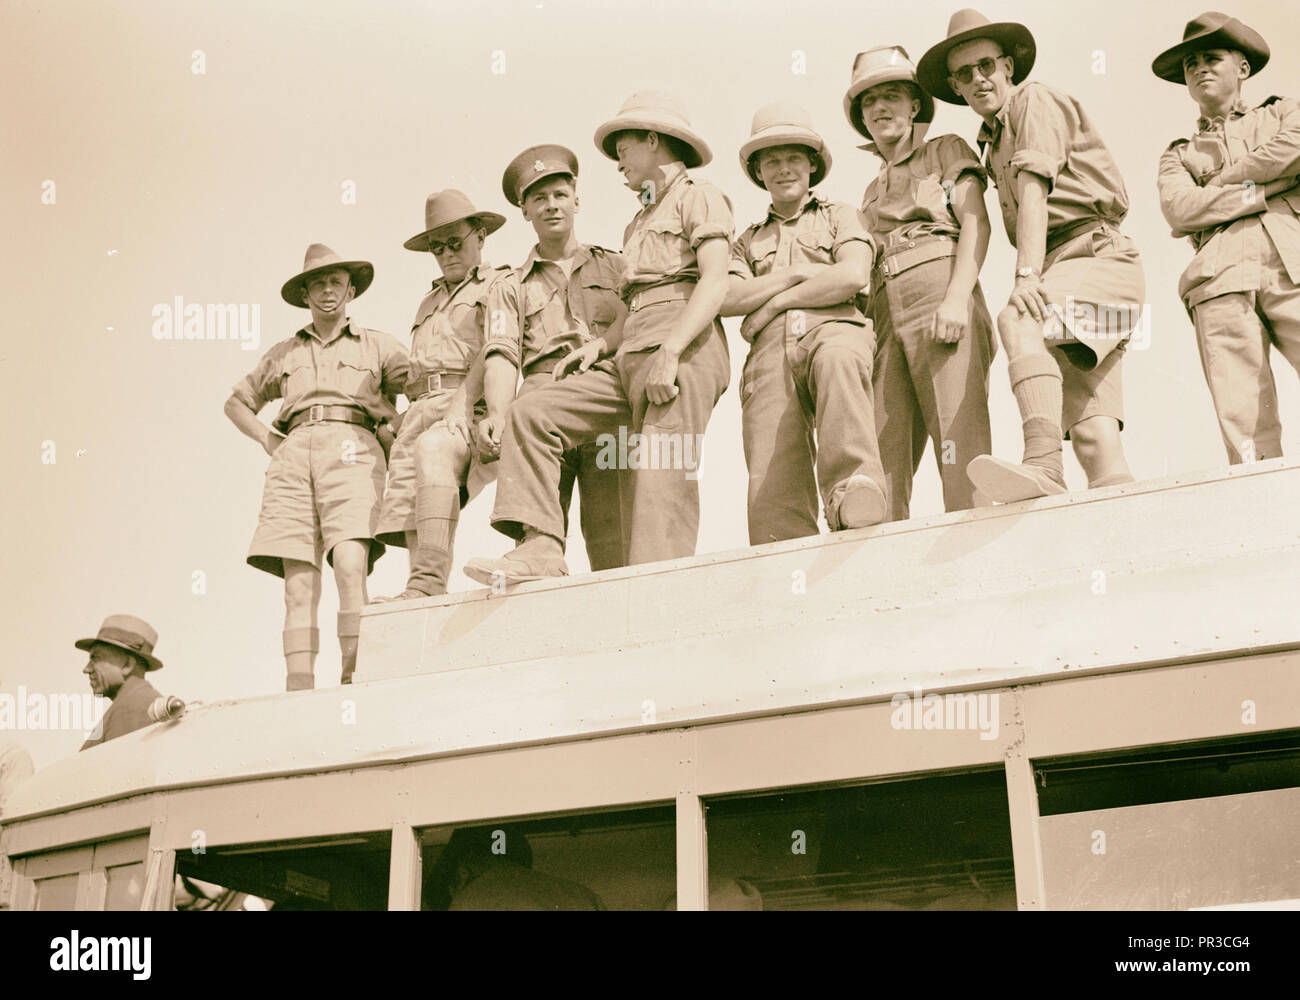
827 202 876 260
483 270 523 369
1158 141 1268 236
680 182 734 248
377 332 412 402
936 133 988 188
1006 84 1074 190
230 343 286 413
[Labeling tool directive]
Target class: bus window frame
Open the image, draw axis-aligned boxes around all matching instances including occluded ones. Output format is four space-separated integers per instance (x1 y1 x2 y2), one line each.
14 834 148 911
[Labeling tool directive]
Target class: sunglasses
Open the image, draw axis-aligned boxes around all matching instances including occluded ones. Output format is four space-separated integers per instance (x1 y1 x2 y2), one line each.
949 57 1003 86
428 233 475 256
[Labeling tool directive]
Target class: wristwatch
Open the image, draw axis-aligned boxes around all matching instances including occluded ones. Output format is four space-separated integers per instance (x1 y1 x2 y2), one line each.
1016 266 1039 280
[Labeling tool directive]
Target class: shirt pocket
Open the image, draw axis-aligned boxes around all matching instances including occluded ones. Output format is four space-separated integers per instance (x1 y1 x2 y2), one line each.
333 340 380 400
793 228 836 266
279 352 314 405
626 216 691 277
915 173 950 222
521 283 554 338
747 231 779 277
579 281 619 332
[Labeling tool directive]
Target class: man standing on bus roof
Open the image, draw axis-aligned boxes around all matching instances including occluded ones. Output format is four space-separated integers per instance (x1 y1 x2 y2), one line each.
848 45 996 521
917 9 1145 503
1154 12 1300 464
466 91 733 585
225 245 411 690
479 144 628 570
76 614 166 750
371 191 512 602
722 101 888 543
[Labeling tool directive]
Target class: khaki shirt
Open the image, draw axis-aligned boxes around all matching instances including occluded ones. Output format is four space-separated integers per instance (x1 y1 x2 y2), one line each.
860 131 986 251
232 320 411 433
409 263 512 394
485 245 625 372
978 81 1130 245
731 193 874 335
620 160 734 300
1157 96 1300 308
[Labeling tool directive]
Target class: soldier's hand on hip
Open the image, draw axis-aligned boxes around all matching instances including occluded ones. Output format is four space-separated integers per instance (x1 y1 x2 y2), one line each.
263 431 285 457
932 295 968 344
644 346 681 405
557 340 603 380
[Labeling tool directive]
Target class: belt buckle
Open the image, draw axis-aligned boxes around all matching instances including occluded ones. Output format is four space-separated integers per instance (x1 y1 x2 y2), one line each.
308 404 325 424
426 372 442 394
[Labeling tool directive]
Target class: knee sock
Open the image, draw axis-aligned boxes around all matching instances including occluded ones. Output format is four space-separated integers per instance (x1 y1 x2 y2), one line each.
338 611 361 685
409 485 460 596
283 627 319 692
1009 354 1065 485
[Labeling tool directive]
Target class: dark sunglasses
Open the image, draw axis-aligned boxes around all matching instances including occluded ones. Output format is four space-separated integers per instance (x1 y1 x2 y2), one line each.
429 233 474 256
950 56 1002 86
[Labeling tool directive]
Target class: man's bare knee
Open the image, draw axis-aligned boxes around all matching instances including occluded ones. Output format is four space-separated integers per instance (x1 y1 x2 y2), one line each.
416 427 468 481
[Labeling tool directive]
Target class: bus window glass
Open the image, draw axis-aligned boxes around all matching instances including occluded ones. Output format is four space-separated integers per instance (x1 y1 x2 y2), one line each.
35 873 79 911
420 805 675 910
705 769 1017 910
104 862 146 911
175 832 390 910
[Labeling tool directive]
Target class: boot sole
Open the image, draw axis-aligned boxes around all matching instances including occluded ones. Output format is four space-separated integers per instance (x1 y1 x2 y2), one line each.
966 455 1066 504
837 482 888 529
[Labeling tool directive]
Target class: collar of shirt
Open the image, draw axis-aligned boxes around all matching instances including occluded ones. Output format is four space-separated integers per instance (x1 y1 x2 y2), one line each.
761 192 826 226
977 82 1027 150
110 673 151 703
861 122 932 164
650 160 688 204
521 243 593 279
297 318 358 346
1196 98 1251 133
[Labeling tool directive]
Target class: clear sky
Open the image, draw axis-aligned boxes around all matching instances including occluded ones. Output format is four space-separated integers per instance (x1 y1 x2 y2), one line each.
3 0 1298 769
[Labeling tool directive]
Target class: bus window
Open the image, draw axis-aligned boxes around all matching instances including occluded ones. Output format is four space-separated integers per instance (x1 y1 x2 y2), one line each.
104 862 146 911
34 873 79 911
705 769 1017 910
419 805 675 911
1036 731 1300 909
175 832 390 911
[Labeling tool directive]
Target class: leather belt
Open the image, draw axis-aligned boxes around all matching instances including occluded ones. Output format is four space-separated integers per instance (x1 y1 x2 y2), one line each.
523 356 560 377
1046 218 1106 255
286 404 377 434
625 280 696 312
412 371 467 398
876 234 958 278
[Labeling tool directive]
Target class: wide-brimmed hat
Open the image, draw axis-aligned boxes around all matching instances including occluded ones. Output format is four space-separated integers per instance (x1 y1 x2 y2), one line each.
917 8 1037 106
75 614 164 671
843 46 936 139
403 190 506 252
594 90 712 168
1152 12 1269 84
738 102 833 189
502 144 580 207
280 244 373 308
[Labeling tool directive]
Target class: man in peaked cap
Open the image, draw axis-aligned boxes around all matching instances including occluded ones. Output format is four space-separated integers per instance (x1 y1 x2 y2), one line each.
474 144 628 570
466 91 733 584
849 45 997 522
918 9 1145 503
76 614 167 749
226 245 411 690
721 101 888 543
1155 12 1300 464
370 191 513 603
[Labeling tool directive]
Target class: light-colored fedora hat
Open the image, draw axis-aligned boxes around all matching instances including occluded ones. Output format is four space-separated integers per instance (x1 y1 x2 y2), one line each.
502 144 580 207
403 190 507 252
1152 12 1269 84
738 102 833 189
917 8 1037 106
280 244 374 308
843 46 936 139
74 614 164 671
593 90 712 168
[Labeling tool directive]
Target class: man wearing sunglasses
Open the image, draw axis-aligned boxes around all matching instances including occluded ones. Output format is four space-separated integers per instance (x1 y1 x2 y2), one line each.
372 191 512 601
1155 13 1300 465
918 9 1145 503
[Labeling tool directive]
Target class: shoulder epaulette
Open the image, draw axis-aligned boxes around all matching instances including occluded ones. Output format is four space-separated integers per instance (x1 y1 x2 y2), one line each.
1258 95 1283 109
1165 137 1190 152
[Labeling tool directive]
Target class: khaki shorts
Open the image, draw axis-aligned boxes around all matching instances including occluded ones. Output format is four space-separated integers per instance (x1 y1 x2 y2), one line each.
247 422 387 578
375 391 496 547
1040 224 1145 435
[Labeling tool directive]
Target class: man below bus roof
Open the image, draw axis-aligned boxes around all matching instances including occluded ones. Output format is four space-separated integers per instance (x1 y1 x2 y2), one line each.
76 614 166 751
